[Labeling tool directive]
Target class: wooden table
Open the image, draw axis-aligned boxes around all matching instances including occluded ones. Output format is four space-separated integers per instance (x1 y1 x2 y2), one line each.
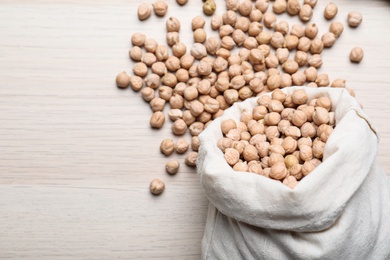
0 0 389 259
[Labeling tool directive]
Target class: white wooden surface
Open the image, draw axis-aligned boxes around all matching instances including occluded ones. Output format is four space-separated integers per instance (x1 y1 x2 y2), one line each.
0 0 389 259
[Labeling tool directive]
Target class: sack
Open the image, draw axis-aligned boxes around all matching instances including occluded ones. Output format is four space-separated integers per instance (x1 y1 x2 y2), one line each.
198 87 390 260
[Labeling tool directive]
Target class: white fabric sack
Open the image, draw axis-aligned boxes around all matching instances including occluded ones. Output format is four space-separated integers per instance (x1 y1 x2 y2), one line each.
198 87 390 260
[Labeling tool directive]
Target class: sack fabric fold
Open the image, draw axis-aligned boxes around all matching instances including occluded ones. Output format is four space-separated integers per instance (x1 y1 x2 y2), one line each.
198 87 390 259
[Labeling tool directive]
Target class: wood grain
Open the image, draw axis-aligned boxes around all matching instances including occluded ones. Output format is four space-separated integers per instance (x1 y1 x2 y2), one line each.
0 0 389 259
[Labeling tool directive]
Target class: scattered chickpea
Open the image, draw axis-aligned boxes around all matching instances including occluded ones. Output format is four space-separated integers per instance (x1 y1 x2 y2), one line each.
273 0 287 14
160 139 174 156
324 2 338 20
138 3 152 21
329 22 344 38
322 32 336 48
350 47 364 63
287 0 301 16
264 13 277 28
165 160 180 175
348 11 363 28
175 138 189 154
299 4 313 22
172 119 187 135
331 79 346 88
166 17 181 32
150 179 165 195
115 71 130 89
203 0 217 16
153 0 168 17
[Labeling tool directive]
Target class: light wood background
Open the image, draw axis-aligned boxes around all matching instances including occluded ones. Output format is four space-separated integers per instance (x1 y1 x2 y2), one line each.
0 0 389 259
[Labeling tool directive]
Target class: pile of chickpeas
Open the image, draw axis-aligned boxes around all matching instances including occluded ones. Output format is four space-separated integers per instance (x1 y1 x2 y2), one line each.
115 0 363 195
219 89 334 189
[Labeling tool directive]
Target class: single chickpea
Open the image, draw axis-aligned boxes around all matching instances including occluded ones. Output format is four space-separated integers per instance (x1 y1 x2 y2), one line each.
290 24 305 38
282 59 299 74
291 71 306 86
300 122 316 138
150 179 165 195
172 119 188 135
211 14 223 30
129 46 143 62
191 136 200 151
168 109 183 121
202 0 216 15
142 52 157 67
160 139 174 156
138 3 152 21
224 148 240 166
264 12 277 28
282 136 297 154
322 32 336 48
193 29 207 43
290 110 307 127
331 79 346 88
276 48 289 64
189 121 205 136
175 138 189 154
270 162 288 180
287 0 300 15
308 54 323 68
317 124 333 142
302 160 316 176
295 51 309 67
192 16 205 31
217 138 233 152
185 152 198 167
264 112 282 126
150 111 165 129
232 29 246 46
250 10 263 23
236 17 251 32
268 152 285 167
299 145 313 161
315 73 330 87
297 36 311 52
273 0 287 14
177 0 188 5
141 87 155 102
115 71 130 89
150 97 166 112
299 4 313 22
133 62 148 77
153 0 168 16
289 164 303 180
205 37 221 55
350 47 364 63
275 20 289 35
312 138 325 159
284 126 301 139
166 160 180 175
242 144 259 161
329 22 344 38
248 161 263 175
155 45 169 61
303 66 317 82
166 17 181 32
191 43 207 60
285 154 299 169
266 75 281 91
316 97 332 111
270 32 285 49
283 176 298 189
233 161 249 172
239 0 252 16
313 107 330 125
284 35 299 50
348 11 363 28
324 2 338 20
271 89 287 102
310 38 324 54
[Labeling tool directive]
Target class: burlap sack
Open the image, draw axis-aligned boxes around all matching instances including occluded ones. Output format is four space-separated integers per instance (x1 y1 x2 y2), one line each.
198 87 390 259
